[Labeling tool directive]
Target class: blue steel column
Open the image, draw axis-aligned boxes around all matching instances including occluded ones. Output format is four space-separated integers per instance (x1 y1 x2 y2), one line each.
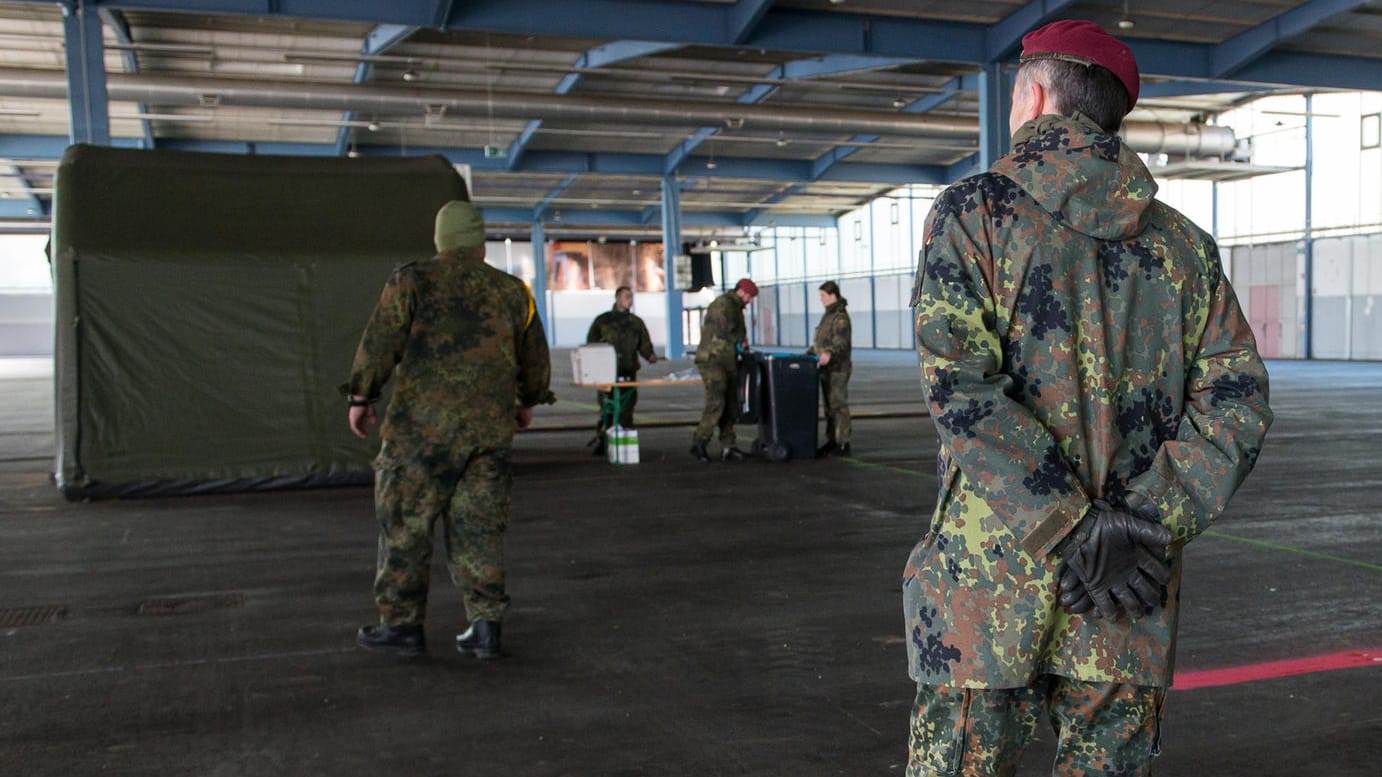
531 219 551 345
1302 92 1314 359
62 0 110 145
661 175 685 359
978 62 1011 171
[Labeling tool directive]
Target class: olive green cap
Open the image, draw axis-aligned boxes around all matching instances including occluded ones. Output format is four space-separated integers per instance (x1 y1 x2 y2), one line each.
434 200 486 251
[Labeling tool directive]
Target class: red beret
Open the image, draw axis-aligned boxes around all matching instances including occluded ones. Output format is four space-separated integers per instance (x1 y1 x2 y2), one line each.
1020 20 1139 110
735 278 759 298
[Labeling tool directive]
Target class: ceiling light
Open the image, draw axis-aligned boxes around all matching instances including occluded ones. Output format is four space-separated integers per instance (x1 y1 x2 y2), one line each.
1118 0 1135 29
367 121 381 132
706 159 717 169
775 132 788 148
891 97 908 109
402 69 419 82
347 149 361 158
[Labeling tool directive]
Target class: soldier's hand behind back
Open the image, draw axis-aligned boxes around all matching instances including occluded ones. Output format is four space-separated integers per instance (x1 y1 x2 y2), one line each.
515 404 534 431
348 404 376 439
1058 500 1173 619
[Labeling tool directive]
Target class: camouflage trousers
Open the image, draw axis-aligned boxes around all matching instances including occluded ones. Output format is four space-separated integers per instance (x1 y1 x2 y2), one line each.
372 447 513 626
820 363 851 446
693 363 739 446
907 677 1165 777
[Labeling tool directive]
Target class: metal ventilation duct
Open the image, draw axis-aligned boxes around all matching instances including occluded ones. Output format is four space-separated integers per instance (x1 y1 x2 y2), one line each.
0 67 1241 159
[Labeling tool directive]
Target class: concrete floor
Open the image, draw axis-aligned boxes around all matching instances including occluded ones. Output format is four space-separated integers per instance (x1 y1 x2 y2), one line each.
1 351 1379 776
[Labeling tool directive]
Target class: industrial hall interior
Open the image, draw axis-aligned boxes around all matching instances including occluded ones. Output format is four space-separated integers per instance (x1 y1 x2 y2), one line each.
0 1 1379 776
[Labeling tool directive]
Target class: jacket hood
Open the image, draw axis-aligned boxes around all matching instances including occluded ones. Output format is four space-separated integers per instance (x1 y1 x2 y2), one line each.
827 299 848 312
992 112 1157 241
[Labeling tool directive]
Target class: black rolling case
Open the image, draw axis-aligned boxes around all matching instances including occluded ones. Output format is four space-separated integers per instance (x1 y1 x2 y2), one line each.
742 352 817 461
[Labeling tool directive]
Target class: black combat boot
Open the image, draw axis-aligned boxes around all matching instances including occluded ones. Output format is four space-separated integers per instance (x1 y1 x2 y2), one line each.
592 434 608 457
690 441 711 463
835 443 852 457
721 446 747 461
356 623 426 657
456 620 503 660
816 440 838 457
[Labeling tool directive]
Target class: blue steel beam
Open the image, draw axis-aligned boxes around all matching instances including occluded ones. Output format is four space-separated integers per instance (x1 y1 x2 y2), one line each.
977 63 1010 170
727 0 773 45
985 0 1079 62
475 206 834 230
663 53 927 177
334 23 417 156
96 8 153 148
0 2 1373 91
1139 81 1272 100
508 40 679 170
429 0 456 29
0 133 953 185
61 1 110 145
1 164 46 217
1210 0 1368 78
903 73 981 115
660 174 684 357
533 174 577 219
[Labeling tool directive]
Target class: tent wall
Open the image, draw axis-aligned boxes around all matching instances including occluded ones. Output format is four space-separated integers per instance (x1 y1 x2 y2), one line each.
52 145 469 498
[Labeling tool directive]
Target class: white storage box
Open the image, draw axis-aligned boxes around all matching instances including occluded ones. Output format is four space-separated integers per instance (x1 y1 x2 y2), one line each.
571 343 617 385
606 426 640 465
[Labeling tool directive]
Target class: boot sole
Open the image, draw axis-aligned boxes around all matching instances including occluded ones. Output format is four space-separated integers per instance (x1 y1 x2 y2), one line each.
355 638 426 658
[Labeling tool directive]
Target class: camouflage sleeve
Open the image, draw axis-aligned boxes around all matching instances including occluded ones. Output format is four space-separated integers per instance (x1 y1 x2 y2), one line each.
1125 255 1272 542
913 194 1090 558
701 298 733 343
809 316 824 355
637 318 655 361
517 288 556 406
342 268 415 399
585 314 601 345
830 312 851 356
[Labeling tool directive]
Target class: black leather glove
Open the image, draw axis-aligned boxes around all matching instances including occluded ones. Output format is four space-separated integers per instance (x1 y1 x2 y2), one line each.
1057 499 1174 620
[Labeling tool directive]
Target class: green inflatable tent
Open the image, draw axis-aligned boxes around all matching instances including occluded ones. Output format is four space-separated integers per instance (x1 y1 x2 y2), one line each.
51 145 469 498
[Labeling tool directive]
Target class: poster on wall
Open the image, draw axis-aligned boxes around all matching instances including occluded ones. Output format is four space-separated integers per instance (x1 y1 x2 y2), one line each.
635 242 665 292
547 240 666 292
549 241 590 290
592 242 634 291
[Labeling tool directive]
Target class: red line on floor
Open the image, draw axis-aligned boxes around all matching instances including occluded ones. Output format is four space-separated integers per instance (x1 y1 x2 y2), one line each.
1173 650 1381 691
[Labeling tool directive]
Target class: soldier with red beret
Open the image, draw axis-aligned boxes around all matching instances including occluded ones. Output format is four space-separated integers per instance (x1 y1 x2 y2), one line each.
690 277 758 462
905 20 1272 775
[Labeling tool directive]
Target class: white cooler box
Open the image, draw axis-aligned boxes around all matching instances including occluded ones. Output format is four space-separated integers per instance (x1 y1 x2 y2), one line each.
571 343 617 385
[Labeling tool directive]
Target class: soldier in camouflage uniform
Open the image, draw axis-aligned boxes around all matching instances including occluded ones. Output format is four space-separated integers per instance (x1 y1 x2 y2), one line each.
906 21 1272 776
344 200 555 660
691 277 757 463
585 285 658 456
808 280 852 457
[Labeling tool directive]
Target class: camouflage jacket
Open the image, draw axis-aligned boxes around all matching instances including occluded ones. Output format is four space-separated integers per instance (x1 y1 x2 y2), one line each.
694 291 747 372
345 250 555 456
586 307 655 377
906 113 1272 689
809 299 852 370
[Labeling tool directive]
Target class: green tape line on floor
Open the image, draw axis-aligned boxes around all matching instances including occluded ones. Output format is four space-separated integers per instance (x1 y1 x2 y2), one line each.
1203 530 1382 573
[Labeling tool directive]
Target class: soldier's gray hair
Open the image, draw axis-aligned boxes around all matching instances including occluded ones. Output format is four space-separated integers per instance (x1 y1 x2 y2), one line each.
1017 58 1130 134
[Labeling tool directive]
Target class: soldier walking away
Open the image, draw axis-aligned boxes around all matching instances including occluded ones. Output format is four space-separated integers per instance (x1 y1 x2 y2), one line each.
808 280 852 457
691 277 758 463
343 200 555 660
905 20 1272 776
585 285 658 456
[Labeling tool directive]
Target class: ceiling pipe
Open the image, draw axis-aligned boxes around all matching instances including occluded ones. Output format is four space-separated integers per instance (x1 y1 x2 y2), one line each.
0 66 1240 157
